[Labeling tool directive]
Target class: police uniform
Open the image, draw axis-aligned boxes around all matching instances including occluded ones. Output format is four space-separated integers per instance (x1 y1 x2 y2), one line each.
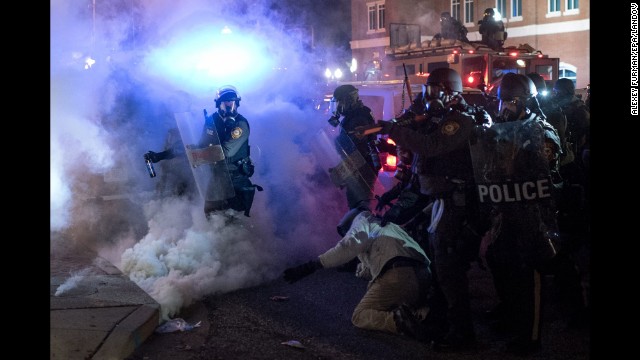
482 112 561 354
200 111 260 217
385 105 482 348
336 104 379 209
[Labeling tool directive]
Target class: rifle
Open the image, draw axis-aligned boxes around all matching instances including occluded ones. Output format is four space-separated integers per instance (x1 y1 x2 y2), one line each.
349 111 429 137
403 63 414 104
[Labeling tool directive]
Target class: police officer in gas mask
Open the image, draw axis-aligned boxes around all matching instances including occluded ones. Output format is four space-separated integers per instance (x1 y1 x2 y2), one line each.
369 68 493 351
200 85 262 218
481 73 562 355
329 84 379 210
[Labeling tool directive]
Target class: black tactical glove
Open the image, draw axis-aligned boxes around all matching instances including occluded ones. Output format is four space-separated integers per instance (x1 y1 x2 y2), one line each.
283 259 323 284
377 120 395 135
145 150 168 163
375 193 393 212
375 183 403 212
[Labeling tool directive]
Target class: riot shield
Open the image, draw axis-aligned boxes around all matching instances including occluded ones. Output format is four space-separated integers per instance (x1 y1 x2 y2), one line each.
174 112 235 202
470 119 559 264
313 125 384 208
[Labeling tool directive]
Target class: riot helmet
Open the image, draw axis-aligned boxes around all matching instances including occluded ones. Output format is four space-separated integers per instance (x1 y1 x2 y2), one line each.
215 85 241 117
552 78 575 100
422 67 463 115
484 8 495 17
497 73 536 122
440 12 451 20
527 73 547 96
330 84 359 117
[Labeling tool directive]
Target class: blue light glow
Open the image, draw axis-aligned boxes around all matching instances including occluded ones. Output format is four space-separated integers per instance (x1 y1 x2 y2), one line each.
144 24 275 95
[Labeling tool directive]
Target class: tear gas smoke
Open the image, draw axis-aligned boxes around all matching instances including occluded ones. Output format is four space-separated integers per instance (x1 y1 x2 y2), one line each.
51 0 357 319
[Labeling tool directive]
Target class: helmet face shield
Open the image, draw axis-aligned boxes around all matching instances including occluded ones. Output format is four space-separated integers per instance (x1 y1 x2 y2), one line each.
329 97 340 117
214 85 241 116
219 100 237 116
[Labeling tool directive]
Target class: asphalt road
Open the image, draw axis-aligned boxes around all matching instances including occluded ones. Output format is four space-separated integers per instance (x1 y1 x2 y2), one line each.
125 260 590 360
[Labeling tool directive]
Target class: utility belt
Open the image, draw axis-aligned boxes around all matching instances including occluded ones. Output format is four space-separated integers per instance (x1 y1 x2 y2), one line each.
229 157 254 177
424 176 470 206
379 256 425 277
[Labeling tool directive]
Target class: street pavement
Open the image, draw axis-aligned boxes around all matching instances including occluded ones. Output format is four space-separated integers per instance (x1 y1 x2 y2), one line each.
51 239 592 360
50 239 160 360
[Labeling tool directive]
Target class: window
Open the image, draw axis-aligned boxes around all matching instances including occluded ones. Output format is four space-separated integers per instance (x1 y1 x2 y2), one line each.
536 65 555 80
564 0 579 15
451 0 461 21
548 0 560 13
395 64 415 76
511 0 522 18
378 4 385 29
464 0 474 24
496 0 506 18
367 1 386 32
559 68 577 87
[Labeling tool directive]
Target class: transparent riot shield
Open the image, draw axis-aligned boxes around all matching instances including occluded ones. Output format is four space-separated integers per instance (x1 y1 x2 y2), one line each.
313 125 384 208
470 119 559 264
174 112 235 202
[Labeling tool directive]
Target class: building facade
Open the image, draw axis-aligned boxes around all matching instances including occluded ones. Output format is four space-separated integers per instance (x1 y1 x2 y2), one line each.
349 0 589 89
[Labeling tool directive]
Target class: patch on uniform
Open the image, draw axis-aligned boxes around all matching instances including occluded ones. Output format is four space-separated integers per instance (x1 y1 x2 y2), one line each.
441 121 460 136
231 127 243 139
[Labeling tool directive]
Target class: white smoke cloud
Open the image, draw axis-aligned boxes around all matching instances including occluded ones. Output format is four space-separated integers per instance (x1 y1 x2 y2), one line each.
55 267 96 296
51 0 362 320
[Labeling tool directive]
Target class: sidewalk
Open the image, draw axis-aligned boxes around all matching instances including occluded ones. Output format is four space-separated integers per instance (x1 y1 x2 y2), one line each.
50 241 160 360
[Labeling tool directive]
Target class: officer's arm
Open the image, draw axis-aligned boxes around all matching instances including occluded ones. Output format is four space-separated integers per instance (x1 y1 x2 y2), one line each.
388 114 473 158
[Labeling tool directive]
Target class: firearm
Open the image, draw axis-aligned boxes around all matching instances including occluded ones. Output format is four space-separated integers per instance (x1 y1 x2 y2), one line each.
350 111 429 137
403 63 414 103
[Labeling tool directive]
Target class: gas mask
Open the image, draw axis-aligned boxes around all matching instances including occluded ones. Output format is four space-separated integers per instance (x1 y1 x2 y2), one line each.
328 98 346 127
497 98 525 122
218 101 237 118
223 116 236 131
422 84 450 118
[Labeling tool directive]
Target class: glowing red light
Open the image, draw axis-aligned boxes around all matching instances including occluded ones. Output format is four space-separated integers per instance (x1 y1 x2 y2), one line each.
509 52 518 57
452 50 459 54
386 154 397 167
467 75 475 84
537 53 543 58
468 50 474 54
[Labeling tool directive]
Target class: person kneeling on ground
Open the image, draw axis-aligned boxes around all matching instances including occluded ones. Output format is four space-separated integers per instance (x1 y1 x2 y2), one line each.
283 208 434 341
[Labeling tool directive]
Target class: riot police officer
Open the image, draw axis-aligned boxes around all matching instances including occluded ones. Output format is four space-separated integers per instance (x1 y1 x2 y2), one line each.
481 73 562 355
371 68 493 351
329 84 379 210
438 12 469 42
199 85 262 218
478 8 507 50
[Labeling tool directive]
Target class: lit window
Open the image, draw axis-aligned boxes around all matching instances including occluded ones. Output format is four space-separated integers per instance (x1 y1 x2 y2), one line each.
367 1 386 32
464 0 474 24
